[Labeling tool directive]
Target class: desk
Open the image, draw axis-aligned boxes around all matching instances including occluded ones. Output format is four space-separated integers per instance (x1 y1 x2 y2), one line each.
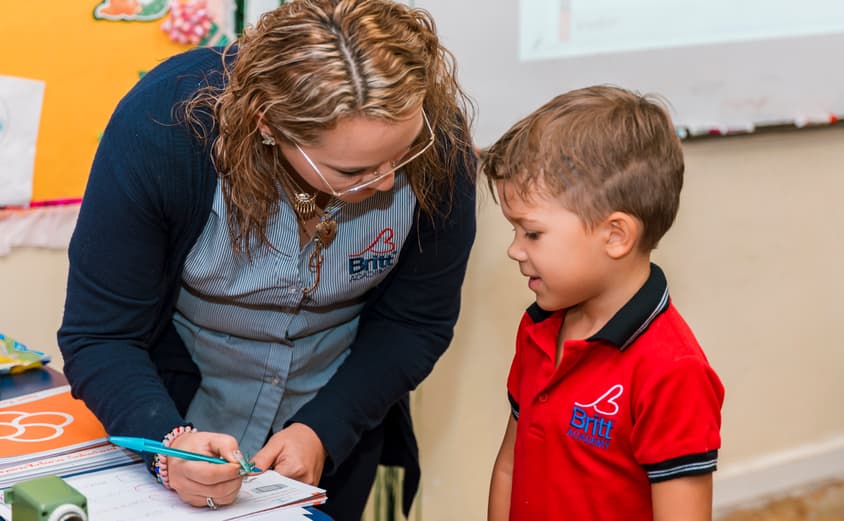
0 365 66 399
2 368 333 520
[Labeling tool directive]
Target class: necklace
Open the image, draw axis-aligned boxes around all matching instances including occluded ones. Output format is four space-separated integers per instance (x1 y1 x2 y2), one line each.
276 167 342 295
278 170 318 220
303 199 342 295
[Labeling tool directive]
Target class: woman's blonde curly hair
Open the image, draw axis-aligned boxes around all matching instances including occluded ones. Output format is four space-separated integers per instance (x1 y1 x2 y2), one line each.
183 0 475 254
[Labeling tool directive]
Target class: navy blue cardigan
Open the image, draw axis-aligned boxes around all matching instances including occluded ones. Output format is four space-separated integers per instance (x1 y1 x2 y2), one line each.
57 47 476 511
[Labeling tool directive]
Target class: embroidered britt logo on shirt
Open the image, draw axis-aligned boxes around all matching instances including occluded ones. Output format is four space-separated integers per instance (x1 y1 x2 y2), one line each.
348 228 398 281
566 384 623 450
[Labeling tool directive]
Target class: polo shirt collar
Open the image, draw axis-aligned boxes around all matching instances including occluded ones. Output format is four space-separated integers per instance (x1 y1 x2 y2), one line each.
525 263 670 351
588 263 669 351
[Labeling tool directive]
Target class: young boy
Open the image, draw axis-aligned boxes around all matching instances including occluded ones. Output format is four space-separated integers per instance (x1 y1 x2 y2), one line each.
483 85 724 521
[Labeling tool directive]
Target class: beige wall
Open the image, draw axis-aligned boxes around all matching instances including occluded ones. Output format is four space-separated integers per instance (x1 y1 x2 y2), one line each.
0 247 68 370
2 126 843 517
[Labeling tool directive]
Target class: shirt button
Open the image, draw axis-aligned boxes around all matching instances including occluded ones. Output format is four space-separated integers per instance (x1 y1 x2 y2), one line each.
272 376 281 386
538 393 549 403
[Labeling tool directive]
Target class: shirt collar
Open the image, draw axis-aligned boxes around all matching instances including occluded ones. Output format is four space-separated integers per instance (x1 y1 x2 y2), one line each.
525 263 670 351
589 263 670 350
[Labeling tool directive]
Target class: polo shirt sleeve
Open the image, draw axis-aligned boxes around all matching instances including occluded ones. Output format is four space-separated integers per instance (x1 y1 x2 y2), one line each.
506 313 532 422
630 355 725 483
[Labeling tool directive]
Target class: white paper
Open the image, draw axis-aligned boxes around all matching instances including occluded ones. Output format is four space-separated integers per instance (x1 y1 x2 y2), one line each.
0 75 45 207
61 464 324 520
0 504 314 521
0 500 314 521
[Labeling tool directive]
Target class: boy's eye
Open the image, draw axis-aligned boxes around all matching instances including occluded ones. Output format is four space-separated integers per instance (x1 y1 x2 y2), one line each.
524 231 540 240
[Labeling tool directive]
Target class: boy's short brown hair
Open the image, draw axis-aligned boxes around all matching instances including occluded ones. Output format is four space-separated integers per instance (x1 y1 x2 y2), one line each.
481 85 684 251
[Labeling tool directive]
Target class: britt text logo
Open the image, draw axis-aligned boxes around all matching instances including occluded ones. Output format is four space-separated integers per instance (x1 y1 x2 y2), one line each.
348 228 398 281
565 384 623 450
567 406 614 449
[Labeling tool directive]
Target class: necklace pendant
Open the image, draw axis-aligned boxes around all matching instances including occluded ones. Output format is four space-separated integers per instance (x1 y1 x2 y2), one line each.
315 218 338 247
293 192 317 220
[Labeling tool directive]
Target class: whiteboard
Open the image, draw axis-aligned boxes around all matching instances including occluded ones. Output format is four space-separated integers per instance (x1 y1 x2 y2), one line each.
415 0 844 145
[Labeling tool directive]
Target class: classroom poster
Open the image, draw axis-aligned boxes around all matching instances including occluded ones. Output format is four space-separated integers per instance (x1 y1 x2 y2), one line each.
0 76 45 207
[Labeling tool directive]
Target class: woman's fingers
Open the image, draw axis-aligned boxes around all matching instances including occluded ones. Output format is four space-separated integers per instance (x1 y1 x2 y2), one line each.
164 431 248 505
256 423 326 485
176 475 242 507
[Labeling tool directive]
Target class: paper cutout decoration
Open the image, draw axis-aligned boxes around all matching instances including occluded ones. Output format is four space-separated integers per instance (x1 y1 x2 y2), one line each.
162 0 213 44
94 0 234 47
0 204 81 256
93 0 169 22
0 333 50 375
0 75 46 208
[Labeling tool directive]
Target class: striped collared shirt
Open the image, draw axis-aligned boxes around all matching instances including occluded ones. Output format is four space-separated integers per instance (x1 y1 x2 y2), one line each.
174 174 416 457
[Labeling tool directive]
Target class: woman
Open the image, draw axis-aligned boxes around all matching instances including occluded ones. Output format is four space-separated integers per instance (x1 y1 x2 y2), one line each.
57 1 476 519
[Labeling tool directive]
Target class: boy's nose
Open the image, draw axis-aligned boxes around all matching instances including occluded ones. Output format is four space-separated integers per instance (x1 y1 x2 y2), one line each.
507 241 525 261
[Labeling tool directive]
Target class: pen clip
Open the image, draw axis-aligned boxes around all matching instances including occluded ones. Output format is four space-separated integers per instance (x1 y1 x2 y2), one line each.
233 449 256 475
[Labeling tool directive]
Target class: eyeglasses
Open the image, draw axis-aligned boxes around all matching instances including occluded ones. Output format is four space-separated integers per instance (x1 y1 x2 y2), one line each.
293 110 435 197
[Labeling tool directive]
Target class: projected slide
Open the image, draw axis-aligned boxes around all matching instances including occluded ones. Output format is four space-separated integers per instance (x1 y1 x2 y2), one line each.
520 0 844 61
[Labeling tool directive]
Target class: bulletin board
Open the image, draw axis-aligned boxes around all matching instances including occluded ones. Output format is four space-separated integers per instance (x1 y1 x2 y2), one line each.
0 1 231 202
417 0 844 145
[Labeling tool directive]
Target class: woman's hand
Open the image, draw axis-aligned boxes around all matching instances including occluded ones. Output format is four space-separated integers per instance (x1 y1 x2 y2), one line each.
252 423 327 485
166 431 246 508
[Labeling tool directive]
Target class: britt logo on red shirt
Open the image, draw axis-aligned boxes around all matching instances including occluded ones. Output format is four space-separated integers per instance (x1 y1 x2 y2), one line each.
567 406 615 449
566 384 623 450
348 228 398 281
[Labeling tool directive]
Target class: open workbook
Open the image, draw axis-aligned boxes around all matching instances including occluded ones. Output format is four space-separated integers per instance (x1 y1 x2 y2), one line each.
0 385 326 520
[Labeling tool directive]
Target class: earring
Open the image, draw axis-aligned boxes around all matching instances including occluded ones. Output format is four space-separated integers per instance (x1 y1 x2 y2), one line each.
261 132 276 146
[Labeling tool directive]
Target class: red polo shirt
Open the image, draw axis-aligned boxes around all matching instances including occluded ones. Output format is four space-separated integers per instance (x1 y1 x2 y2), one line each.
507 264 724 520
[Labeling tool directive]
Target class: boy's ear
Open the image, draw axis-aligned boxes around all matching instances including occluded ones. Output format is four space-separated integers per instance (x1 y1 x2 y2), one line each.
603 211 642 259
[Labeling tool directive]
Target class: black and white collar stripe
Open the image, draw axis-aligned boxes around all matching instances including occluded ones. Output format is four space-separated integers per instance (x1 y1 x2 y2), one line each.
526 263 670 351
587 263 670 351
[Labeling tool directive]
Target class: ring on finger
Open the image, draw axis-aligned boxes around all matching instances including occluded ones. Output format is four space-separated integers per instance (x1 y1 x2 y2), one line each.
206 497 218 510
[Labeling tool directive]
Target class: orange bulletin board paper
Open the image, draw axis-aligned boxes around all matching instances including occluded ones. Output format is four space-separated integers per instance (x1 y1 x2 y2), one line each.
1 4 191 201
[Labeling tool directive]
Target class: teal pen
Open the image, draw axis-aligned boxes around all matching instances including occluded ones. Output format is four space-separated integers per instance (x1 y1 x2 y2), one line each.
109 436 258 473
